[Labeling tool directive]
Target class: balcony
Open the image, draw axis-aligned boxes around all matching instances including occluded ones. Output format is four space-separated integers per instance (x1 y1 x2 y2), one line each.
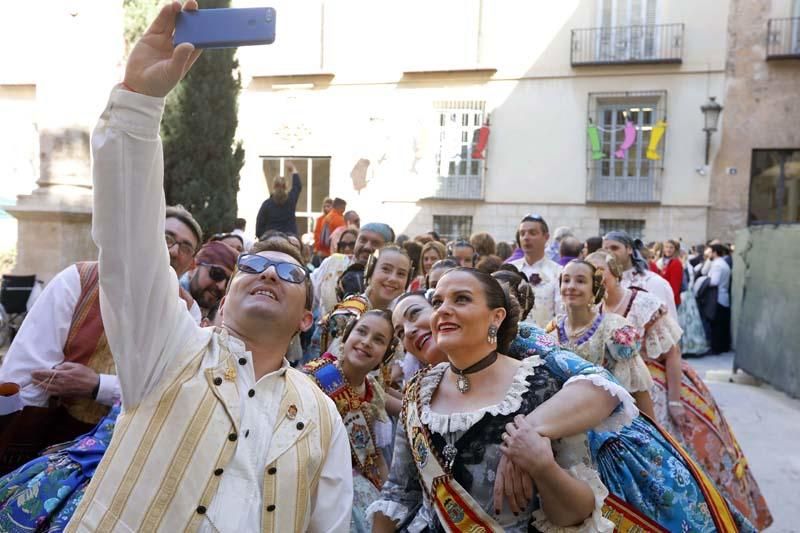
571 23 684 66
767 18 800 59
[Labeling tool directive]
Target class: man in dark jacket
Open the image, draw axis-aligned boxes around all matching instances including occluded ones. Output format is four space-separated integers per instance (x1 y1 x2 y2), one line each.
255 162 302 237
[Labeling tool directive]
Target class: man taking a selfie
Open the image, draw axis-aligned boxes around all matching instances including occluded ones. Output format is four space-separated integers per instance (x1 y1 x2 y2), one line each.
65 2 352 531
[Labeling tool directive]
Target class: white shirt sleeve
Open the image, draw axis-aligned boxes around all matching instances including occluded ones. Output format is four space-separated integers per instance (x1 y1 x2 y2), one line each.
709 259 722 287
0 265 81 406
92 86 199 409
307 416 353 532
95 374 121 405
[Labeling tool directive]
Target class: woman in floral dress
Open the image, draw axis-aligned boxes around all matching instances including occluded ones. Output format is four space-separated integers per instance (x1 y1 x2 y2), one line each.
0 403 120 532
587 250 772 530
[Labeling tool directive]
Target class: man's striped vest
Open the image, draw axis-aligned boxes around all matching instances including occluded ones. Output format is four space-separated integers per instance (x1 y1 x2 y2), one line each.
65 330 337 532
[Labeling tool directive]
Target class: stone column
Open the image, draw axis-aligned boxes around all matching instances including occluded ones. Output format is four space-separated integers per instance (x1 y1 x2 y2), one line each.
6 0 123 283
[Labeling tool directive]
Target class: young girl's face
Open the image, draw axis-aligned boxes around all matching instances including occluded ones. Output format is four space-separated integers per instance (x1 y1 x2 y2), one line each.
369 251 411 304
343 314 394 374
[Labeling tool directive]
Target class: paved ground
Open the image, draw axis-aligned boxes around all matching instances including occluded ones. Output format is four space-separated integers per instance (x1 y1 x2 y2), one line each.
687 352 800 532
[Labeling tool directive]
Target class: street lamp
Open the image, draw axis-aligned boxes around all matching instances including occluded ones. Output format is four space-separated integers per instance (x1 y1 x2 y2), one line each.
700 96 723 165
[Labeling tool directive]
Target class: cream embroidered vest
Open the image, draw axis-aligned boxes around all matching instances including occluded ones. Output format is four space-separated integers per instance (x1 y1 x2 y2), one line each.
65 332 336 532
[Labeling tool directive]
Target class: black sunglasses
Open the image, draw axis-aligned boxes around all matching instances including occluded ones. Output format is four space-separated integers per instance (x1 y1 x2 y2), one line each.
237 254 308 284
199 263 230 283
338 239 356 252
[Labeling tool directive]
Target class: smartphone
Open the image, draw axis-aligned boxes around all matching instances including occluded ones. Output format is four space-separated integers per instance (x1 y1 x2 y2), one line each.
173 7 276 49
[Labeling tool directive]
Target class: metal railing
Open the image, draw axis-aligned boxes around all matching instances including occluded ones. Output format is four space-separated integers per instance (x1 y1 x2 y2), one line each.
767 17 800 59
430 175 484 200
571 23 684 66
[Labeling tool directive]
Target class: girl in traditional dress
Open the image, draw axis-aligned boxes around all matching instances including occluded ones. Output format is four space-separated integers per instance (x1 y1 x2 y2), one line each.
586 250 773 530
677 248 711 355
372 268 630 532
409 241 446 291
304 310 400 532
498 267 757 532
319 246 413 358
652 239 683 307
549 259 656 418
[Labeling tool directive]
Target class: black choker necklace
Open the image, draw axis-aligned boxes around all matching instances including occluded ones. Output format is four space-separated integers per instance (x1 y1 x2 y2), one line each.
449 351 498 394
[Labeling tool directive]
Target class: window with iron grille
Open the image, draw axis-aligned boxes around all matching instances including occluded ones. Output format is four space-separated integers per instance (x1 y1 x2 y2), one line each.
432 100 485 200
599 219 645 240
587 91 666 203
433 215 473 243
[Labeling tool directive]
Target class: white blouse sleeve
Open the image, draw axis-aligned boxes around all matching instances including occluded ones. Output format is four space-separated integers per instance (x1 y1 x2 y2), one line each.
531 434 614 532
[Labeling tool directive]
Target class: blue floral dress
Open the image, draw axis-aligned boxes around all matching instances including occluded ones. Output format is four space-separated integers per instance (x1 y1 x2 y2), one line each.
511 323 756 532
0 403 120 532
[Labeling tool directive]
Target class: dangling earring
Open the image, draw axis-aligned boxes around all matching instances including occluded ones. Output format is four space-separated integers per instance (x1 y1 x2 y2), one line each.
487 325 498 345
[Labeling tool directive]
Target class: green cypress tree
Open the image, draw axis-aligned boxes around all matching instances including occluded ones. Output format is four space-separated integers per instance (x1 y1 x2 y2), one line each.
125 0 245 237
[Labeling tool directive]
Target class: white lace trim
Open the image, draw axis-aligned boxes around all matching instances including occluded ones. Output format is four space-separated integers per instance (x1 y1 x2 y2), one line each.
563 374 638 431
612 356 655 394
419 356 545 435
365 499 409 524
643 315 683 359
530 463 614 532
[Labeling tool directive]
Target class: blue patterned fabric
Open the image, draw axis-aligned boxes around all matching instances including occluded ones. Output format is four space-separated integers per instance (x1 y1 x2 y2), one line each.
590 416 756 533
510 323 755 532
0 403 120 532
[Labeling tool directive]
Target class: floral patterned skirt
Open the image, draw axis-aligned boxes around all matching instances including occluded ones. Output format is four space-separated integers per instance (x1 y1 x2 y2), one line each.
590 416 756 533
648 360 773 530
0 403 119 532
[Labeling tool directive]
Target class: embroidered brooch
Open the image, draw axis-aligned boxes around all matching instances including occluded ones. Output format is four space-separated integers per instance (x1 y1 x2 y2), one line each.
287 404 298 420
224 367 237 382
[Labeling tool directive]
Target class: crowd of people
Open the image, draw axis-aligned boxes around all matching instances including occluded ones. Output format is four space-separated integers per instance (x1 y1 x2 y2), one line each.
0 3 770 532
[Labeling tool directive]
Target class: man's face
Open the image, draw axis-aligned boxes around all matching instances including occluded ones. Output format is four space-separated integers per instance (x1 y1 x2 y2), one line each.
353 230 386 264
451 245 475 268
602 239 632 269
221 251 312 337
189 264 231 309
165 217 199 277
346 213 361 229
518 221 548 258
322 201 333 215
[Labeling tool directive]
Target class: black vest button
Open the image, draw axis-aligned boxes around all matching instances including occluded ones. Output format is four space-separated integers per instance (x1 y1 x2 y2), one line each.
268 467 277 475
266 504 276 512
196 505 207 514
213 377 222 386
214 468 223 476
238 357 247 365
248 389 255 397
228 433 238 441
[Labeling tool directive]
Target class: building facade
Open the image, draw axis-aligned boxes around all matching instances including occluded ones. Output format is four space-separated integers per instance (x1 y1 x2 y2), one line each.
3 0 797 280
233 0 730 245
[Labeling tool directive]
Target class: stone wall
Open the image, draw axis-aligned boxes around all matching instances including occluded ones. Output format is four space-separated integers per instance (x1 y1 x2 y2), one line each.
708 0 800 240
732 224 800 398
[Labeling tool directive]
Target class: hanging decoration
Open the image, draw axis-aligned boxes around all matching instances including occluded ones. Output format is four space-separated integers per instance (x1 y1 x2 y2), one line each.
614 120 637 159
471 122 491 160
646 119 668 160
587 119 605 160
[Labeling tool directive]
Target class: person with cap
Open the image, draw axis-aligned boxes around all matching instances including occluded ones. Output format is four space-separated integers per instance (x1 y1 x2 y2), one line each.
180 240 237 314
508 215 563 328
63 4 352 530
306 222 395 361
601 231 678 321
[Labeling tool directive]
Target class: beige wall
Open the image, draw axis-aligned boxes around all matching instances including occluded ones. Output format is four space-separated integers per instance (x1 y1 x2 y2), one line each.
234 0 730 243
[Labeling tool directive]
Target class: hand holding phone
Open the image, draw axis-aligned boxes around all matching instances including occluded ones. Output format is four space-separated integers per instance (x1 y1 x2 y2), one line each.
173 7 276 49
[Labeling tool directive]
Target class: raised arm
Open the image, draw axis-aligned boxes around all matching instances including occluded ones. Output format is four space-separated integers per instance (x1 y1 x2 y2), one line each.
92 1 203 408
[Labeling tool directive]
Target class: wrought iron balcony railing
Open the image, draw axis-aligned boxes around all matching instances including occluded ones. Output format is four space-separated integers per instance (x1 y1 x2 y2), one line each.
571 23 684 66
767 17 800 59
